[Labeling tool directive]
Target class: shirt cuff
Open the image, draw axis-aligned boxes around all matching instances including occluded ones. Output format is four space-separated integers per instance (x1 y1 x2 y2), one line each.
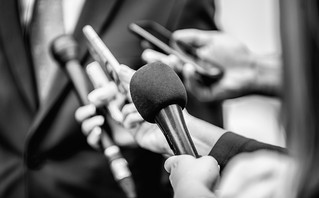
208 132 286 172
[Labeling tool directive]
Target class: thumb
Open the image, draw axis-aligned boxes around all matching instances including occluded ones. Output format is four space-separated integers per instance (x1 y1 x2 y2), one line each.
164 156 179 173
118 64 135 85
172 29 212 47
182 63 197 89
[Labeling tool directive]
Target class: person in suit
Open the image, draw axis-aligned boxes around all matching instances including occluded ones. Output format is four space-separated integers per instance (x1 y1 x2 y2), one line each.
0 0 220 198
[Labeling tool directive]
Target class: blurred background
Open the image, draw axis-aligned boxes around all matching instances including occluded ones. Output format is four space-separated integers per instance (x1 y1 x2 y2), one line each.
216 0 285 147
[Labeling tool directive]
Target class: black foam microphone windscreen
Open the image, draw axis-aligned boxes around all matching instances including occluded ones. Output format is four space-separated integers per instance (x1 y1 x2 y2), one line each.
130 61 187 123
130 61 198 156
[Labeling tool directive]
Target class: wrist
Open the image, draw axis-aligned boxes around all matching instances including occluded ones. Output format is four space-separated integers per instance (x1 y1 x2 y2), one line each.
250 53 282 96
184 112 226 156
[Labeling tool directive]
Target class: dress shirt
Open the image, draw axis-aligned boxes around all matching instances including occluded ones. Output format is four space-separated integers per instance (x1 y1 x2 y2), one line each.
19 0 85 34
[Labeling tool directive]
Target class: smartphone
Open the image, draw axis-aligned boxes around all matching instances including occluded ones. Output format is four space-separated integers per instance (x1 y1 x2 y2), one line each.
130 21 198 58
82 25 127 94
128 20 223 84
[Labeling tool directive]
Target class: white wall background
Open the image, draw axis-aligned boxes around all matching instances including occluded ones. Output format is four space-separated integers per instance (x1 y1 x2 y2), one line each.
215 0 281 53
215 0 285 146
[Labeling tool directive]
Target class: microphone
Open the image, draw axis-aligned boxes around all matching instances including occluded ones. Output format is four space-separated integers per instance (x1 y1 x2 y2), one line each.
50 35 136 198
130 62 199 157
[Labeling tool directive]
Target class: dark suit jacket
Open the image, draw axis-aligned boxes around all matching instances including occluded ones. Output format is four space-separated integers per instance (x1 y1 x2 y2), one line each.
0 0 219 198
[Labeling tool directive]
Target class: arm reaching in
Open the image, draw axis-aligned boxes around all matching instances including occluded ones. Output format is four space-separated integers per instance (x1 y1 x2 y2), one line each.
74 82 118 149
217 151 296 198
75 65 136 148
142 29 282 102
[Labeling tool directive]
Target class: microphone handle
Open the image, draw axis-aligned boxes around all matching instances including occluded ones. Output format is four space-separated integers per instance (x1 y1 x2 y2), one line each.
61 54 136 198
154 104 199 157
64 60 91 104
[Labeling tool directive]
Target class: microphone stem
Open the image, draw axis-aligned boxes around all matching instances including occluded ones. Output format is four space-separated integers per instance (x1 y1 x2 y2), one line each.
65 60 91 104
50 35 136 198
66 60 136 198
155 105 199 157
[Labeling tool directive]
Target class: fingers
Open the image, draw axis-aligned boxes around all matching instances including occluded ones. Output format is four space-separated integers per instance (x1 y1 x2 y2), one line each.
88 83 118 107
142 49 168 63
118 64 135 99
164 156 178 173
164 155 195 173
182 63 198 93
81 115 105 136
131 121 173 155
118 64 135 85
172 29 214 47
140 40 154 50
123 113 144 129
199 155 219 169
75 66 134 150
121 103 137 118
81 116 105 149
75 104 96 123
122 103 144 129
164 155 219 175
87 127 102 149
142 49 182 71
182 62 197 81
182 62 225 102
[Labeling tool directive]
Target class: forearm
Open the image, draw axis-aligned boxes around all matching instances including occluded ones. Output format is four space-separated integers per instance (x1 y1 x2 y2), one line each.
184 111 226 156
252 53 282 96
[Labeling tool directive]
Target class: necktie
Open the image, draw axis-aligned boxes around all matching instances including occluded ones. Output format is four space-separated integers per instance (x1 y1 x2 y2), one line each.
30 0 65 102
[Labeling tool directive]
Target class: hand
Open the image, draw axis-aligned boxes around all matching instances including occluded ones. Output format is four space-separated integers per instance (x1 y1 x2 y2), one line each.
173 29 255 70
75 82 119 149
84 64 138 147
121 102 173 155
175 29 258 102
117 64 173 154
217 151 296 198
142 48 184 72
75 64 138 148
120 102 226 156
120 64 226 155
89 65 138 147
142 30 258 102
174 29 282 100
117 64 136 99
182 61 256 102
164 155 219 198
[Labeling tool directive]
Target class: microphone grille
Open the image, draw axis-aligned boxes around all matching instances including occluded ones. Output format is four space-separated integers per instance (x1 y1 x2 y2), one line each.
130 62 187 123
50 34 79 65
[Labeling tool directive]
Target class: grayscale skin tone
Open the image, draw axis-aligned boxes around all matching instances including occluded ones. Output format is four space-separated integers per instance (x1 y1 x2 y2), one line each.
75 64 226 155
142 29 282 102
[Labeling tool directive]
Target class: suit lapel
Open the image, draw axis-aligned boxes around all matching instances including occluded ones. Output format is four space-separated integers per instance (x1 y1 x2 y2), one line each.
26 0 121 151
0 0 37 111
74 0 122 60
